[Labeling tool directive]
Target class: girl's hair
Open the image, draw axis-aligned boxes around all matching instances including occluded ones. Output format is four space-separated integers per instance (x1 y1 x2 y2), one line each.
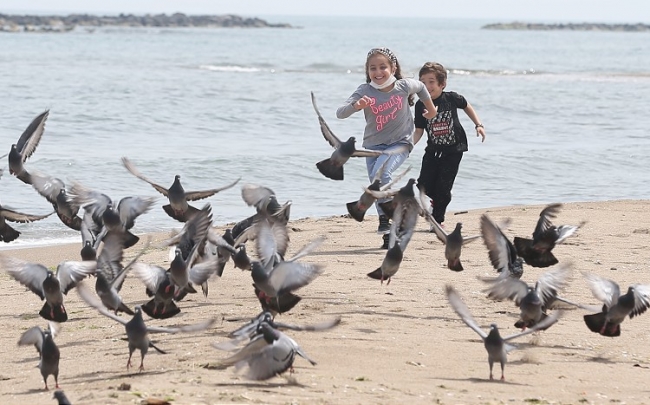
365 47 414 106
419 62 447 89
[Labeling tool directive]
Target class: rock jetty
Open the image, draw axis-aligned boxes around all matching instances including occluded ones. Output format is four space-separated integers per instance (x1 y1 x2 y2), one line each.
0 13 293 32
482 22 650 32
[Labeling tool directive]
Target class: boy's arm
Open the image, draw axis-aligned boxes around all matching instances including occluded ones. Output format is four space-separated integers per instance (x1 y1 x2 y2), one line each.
463 102 486 142
413 128 425 145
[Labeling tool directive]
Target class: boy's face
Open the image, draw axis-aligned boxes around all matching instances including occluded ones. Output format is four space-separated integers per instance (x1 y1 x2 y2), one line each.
420 72 445 99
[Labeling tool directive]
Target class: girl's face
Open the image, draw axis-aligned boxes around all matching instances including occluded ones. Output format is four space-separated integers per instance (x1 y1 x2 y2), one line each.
367 54 395 86
420 72 445 99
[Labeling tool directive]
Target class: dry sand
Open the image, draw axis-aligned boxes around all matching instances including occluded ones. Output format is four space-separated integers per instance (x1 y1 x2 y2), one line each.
1 200 650 405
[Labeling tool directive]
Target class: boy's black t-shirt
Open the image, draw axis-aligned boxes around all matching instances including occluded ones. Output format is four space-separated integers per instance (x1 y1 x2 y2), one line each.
415 91 469 155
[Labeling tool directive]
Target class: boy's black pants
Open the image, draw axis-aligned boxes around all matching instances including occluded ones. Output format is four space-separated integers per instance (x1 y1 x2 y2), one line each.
416 151 463 224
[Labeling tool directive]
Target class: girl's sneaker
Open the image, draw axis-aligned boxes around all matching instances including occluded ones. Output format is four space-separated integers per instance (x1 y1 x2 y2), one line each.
380 233 390 249
377 215 391 234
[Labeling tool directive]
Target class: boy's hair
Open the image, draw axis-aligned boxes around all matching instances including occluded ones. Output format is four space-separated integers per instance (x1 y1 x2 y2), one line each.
419 62 447 88
365 48 414 106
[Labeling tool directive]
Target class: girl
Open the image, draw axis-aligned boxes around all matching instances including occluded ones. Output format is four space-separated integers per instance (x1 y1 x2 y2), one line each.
337 47 437 249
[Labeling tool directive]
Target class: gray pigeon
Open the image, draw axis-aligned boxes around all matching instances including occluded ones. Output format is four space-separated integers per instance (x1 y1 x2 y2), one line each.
481 263 572 329
365 178 420 251
30 170 82 231
480 214 524 279
227 311 341 341
445 284 560 381
8 110 48 185
52 390 71 405
513 203 584 268
77 282 216 371
122 157 240 222
311 92 407 181
240 184 292 224
346 162 411 222
0 203 54 243
213 321 317 381
582 272 650 337
367 228 403 284
0 255 96 322
18 325 60 390
249 218 325 306
95 233 151 315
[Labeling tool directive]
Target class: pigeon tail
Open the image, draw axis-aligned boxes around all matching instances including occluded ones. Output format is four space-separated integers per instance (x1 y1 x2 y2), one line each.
39 302 68 323
141 298 181 320
316 158 344 181
346 201 367 222
584 312 621 337
255 286 302 314
513 237 558 268
149 341 167 354
117 302 135 316
367 268 383 280
0 224 21 243
448 258 464 272
162 204 200 222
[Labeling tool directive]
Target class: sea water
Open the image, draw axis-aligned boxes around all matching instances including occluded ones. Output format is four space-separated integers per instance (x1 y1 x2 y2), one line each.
0 15 649 247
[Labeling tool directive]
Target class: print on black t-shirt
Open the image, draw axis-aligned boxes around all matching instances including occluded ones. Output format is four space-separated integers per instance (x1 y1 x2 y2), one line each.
427 110 455 146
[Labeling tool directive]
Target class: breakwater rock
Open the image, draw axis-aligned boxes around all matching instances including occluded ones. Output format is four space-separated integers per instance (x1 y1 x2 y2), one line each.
0 13 293 32
482 22 650 32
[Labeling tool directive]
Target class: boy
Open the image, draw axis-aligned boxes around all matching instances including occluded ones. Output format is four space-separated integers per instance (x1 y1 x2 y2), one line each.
413 62 486 227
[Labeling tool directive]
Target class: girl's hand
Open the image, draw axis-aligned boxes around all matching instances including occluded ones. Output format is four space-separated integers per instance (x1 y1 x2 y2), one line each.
422 106 437 120
355 95 372 110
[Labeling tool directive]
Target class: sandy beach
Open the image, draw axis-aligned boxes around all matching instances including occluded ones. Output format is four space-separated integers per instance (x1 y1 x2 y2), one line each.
1 199 650 405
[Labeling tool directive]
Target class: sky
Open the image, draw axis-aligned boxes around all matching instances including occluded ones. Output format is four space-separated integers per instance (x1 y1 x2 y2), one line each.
1 0 649 23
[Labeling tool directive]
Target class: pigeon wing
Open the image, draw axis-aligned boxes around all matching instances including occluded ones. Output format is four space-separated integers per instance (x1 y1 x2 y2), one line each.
16 110 49 160
0 207 53 223
583 272 620 308
310 92 342 149
268 262 324 295
0 255 48 299
184 177 241 201
121 157 170 196
56 260 98 294
444 284 488 340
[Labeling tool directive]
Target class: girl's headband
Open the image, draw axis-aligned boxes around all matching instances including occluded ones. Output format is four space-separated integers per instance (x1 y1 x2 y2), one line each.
367 47 397 65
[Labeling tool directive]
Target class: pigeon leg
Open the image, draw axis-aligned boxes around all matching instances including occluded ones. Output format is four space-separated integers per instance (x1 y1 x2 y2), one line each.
387 277 391 286
488 360 494 380
126 353 133 370
500 362 505 381
43 377 49 391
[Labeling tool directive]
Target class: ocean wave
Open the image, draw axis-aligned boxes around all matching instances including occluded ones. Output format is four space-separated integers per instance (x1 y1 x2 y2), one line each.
198 64 263 73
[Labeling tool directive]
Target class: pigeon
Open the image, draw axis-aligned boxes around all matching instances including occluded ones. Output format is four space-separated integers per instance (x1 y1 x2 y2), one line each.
0 203 53 243
249 218 325 307
240 184 292 224
94 232 150 315
365 178 420 251
445 284 560 381
67 181 155 249
346 162 411 222
226 310 342 341
131 263 180 319
582 272 650 337
18 325 60 390
0 255 96 322
122 157 240 222
76 282 216 371
213 321 317 381
480 214 524 279
513 203 584 268
311 92 407 181
30 170 82 231
367 242 403 284
8 110 49 185
52 390 72 405
481 263 572 329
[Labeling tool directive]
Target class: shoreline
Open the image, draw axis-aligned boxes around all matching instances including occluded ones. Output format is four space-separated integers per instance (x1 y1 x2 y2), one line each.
2 197 647 255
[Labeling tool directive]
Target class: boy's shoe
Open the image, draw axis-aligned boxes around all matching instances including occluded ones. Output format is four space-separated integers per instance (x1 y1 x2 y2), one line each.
377 215 391 234
380 233 390 249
